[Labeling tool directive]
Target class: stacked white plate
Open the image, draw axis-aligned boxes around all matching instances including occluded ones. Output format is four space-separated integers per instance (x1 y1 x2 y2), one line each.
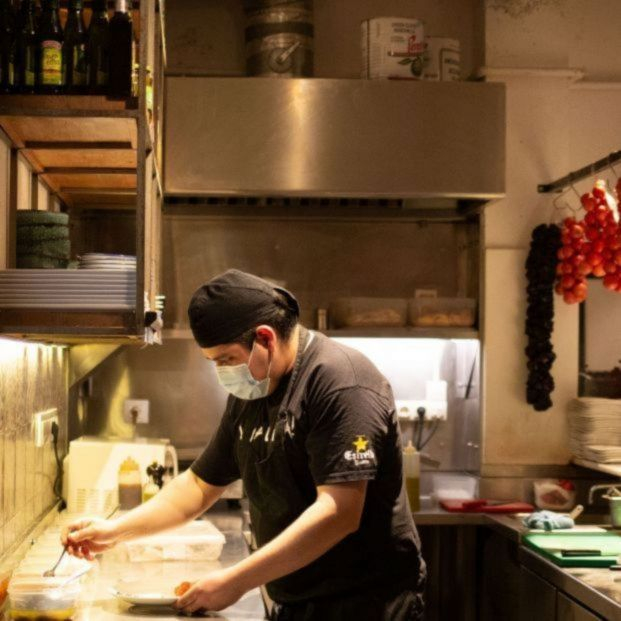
0 269 136 310
568 398 621 463
78 253 137 271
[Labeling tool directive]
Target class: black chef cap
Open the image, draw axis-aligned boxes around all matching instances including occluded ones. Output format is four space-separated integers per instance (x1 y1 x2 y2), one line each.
187 269 300 348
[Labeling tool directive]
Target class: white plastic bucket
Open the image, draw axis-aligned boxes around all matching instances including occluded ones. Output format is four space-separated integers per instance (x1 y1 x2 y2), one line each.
423 37 461 81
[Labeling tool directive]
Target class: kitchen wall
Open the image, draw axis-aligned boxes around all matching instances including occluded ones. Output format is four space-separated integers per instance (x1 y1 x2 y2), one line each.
0 339 67 559
481 0 621 474
165 0 484 79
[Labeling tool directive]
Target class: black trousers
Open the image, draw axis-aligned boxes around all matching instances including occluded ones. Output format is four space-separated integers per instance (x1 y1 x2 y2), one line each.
270 574 425 621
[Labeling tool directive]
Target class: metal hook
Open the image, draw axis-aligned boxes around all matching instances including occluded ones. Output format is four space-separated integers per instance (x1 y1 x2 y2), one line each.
568 172 582 200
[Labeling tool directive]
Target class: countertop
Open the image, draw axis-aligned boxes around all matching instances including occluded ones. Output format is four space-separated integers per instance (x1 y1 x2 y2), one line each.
75 510 266 621
415 505 621 620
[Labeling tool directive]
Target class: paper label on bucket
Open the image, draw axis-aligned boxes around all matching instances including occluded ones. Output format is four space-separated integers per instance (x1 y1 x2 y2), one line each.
423 37 461 81
361 17 425 79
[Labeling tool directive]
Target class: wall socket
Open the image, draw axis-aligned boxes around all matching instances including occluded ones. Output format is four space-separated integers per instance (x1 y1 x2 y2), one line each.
395 400 448 421
32 408 59 448
123 399 150 424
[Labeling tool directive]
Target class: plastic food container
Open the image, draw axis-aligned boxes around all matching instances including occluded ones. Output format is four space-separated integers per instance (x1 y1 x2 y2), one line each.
533 480 576 511
8 577 81 621
330 297 407 328
432 473 478 502
123 520 226 562
408 297 476 327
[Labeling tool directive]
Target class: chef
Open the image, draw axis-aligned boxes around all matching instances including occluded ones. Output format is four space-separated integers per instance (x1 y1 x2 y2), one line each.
62 270 426 620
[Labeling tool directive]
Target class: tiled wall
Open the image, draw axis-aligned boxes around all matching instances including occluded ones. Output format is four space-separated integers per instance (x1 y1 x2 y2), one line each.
0 338 67 558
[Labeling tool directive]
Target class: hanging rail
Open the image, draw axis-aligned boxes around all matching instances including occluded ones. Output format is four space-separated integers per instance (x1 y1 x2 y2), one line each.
538 149 621 193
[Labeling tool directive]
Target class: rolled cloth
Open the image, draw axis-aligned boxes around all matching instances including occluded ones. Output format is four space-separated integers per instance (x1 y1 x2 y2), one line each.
523 510 575 531
188 269 300 348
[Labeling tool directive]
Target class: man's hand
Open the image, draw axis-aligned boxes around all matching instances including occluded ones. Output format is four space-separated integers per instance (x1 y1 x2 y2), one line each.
61 518 120 561
174 568 246 614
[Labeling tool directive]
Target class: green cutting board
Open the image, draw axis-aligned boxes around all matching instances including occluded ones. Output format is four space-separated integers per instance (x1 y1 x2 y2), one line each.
523 532 621 567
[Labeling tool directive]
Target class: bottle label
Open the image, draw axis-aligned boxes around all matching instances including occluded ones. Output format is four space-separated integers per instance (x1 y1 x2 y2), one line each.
41 40 62 85
73 44 86 85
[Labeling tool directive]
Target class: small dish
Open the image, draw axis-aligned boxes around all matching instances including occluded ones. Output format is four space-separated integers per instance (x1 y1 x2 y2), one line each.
111 581 177 608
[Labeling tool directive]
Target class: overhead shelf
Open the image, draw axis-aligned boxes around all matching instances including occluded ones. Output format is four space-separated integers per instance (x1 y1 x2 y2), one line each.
163 327 479 340
572 458 621 479
0 95 141 207
327 327 479 339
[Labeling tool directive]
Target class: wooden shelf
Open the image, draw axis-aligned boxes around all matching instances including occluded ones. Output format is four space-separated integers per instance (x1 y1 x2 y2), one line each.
0 308 140 342
326 327 480 339
163 327 480 340
0 96 140 207
572 458 621 479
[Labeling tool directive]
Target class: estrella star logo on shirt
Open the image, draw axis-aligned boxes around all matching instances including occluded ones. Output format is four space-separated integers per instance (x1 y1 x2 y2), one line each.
353 435 369 453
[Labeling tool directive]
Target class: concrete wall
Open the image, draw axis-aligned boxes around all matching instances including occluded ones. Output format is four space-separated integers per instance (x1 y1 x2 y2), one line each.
481 0 621 466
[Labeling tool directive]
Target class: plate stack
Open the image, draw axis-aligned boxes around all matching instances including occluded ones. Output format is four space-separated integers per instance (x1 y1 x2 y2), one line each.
0 270 136 310
16 211 70 269
78 253 136 271
568 398 621 463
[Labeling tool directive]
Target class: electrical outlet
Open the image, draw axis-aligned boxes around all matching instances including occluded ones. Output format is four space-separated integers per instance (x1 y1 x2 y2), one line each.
123 399 149 424
32 408 59 448
395 400 448 421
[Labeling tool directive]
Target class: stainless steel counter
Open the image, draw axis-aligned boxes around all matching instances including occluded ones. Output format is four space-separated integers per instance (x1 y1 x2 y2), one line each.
75 510 266 621
414 506 621 620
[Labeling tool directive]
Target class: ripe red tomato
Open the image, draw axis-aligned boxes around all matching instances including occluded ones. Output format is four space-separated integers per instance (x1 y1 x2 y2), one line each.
571 253 585 267
593 183 606 199
562 262 574 274
555 281 565 295
578 262 593 276
561 275 575 289
570 224 584 239
615 250 621 266
593 264 607 277
587 252 603 266
604 261 618 274
604 274 619 290
563 291 578 304
584 213 597 226
586 228 600 241
581 194 597 211
594 240 606 253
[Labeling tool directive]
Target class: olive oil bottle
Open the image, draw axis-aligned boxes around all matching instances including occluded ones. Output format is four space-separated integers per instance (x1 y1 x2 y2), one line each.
0 0 16 93
15 0 37 93
108 0 132 98
37 0 63 93
63 0 86 93
86 0 109 94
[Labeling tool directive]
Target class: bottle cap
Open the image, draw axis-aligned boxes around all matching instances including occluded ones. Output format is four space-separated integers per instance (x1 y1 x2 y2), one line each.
403 440 417 454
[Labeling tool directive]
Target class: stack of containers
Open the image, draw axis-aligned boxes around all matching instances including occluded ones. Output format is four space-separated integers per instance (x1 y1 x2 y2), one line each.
16 211 71 269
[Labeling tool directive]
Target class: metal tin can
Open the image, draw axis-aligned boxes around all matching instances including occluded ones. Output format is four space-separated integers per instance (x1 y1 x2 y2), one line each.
245 1 314 77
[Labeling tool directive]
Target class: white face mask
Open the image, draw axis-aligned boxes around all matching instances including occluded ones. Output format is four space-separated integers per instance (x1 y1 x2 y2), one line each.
215 342 271 400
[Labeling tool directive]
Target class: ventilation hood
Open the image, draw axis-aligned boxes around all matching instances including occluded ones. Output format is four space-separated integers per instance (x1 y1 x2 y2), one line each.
164 77 505 206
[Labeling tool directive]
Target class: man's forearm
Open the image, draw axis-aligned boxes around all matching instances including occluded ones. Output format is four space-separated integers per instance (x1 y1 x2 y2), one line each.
231 487 362 592
110 471 224 542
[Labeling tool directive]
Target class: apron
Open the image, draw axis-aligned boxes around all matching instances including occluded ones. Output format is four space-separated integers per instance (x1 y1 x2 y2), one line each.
235 327 425 620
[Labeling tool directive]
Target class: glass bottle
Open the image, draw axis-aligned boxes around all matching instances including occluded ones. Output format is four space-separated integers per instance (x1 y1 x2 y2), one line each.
0 0 16 93
63 0 86 93
108 0 132 98
118 456 142 510
15 0 37 93
86 0 109 94
37 0 63 93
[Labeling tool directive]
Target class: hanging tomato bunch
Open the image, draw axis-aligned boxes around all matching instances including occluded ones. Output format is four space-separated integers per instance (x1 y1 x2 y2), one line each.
555 178 621 303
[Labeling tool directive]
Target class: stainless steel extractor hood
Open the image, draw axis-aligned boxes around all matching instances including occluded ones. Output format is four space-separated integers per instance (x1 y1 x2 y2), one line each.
164 77 505 203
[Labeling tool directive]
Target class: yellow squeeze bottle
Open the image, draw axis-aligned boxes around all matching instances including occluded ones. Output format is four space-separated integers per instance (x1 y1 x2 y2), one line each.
403 441 420 513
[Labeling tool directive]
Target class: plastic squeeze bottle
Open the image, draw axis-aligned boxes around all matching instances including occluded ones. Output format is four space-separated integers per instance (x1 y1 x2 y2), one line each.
118 457 142 510
403 440 420 512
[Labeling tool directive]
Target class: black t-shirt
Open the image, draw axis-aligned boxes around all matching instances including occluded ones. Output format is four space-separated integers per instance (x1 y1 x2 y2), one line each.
191 329 424 603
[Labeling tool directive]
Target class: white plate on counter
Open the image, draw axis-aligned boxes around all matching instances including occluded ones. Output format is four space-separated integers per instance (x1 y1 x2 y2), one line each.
111 581 178 608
